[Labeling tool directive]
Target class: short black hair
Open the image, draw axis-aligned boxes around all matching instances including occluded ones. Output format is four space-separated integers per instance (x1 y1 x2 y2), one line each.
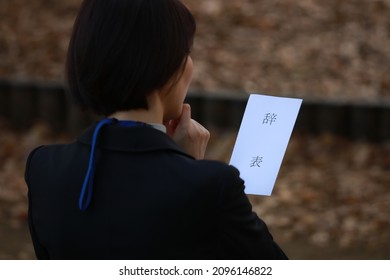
65 0 196 116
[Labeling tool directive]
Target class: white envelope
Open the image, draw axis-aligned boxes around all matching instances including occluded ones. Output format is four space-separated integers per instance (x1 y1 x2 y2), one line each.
229 94 302 195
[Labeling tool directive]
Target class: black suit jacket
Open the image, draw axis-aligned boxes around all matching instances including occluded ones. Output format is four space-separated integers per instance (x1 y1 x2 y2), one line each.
25 123 287 259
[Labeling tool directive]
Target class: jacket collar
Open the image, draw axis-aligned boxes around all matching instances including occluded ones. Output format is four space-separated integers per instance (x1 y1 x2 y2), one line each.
77 122 194 159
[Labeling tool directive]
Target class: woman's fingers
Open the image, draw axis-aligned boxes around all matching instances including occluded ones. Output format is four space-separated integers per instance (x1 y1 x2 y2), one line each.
166 104 210 159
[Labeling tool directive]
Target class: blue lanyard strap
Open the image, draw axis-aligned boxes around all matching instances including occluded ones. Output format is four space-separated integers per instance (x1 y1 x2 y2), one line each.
78 118 148 211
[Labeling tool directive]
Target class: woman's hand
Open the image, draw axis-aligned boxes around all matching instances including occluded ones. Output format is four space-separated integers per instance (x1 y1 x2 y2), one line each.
164 104 210 160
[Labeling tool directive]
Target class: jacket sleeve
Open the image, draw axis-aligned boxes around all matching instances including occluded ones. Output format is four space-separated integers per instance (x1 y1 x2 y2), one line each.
24 146 50 259
216 165 288 259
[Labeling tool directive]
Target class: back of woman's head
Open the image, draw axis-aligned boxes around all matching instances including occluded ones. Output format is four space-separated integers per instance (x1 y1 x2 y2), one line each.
66 0 196 116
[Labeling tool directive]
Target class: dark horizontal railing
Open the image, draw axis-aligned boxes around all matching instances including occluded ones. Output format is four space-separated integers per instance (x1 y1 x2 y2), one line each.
1 79 390 142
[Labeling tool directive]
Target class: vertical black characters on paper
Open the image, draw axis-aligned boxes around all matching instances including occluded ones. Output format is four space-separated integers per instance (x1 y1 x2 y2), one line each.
263 113 277 125
250 156 263 167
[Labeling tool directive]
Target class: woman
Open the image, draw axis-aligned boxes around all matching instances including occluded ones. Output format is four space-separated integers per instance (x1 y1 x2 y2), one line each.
25 0 288 259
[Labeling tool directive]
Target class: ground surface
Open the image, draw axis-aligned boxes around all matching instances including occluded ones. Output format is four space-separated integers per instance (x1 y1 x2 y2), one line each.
0 0 390 101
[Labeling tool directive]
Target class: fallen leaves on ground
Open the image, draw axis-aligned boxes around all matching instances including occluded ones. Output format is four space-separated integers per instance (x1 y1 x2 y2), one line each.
0 0 390 100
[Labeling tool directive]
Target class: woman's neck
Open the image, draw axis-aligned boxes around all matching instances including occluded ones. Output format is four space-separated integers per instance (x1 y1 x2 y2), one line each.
110 92 164 124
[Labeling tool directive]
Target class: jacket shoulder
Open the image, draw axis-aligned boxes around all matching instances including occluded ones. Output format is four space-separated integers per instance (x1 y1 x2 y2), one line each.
25 145 46 185
190 159 245 193
24 142 79 184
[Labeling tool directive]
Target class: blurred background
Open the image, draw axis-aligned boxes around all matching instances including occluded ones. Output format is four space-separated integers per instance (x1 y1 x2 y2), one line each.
0 0 389 259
